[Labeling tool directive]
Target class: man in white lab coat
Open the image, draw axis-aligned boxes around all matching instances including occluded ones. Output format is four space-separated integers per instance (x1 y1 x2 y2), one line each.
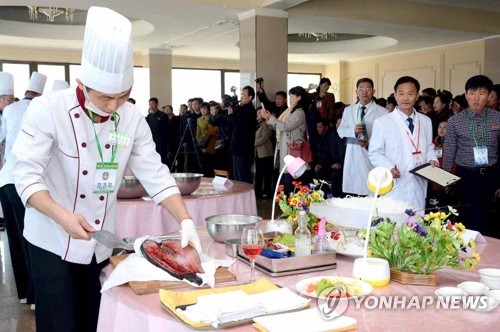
0 72 46 309
368 76 438 210
338 78 388 196
12 7 201 331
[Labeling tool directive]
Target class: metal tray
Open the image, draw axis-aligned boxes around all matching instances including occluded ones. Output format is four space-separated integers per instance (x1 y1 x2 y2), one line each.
237 254 337 277
237 245 336 273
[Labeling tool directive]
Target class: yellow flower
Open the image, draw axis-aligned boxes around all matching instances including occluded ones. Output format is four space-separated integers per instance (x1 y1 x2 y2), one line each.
288 214 298 222
424 215 431 221
313 192 322 200
472 253 481 262
439 212 447 219
454 222 465 232
307 195 313 201
289 197 299 207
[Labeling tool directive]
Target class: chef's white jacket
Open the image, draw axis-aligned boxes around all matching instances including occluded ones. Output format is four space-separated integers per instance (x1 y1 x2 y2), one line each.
337 101 388 195
0 98 31 187
368 108 437 210
12 88 180 264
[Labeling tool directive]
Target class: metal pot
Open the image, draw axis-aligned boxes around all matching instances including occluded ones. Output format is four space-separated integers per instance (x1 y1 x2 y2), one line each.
171 173 203 195
117 176 146 199
205 214 262 242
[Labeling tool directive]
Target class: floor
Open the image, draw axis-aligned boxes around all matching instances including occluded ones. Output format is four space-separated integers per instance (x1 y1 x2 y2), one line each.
0 196 274 332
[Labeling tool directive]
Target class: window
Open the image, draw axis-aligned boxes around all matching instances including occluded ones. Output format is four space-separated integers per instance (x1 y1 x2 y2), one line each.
223 72 240 96
2 63 30 98
172 69 222 114
69 64 81 88
38 64 66 92
287 73 321 92
130 67 150 116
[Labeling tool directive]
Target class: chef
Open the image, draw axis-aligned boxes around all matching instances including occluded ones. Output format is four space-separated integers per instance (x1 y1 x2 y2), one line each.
337 78 388 196
12 7 202 332
368 76 438 210
0 71 46 309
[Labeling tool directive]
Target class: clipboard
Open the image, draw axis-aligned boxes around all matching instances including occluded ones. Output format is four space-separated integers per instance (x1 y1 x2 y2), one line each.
409 163 461 188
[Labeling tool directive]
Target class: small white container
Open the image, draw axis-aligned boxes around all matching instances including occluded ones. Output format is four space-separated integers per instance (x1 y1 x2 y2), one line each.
485 290 500 304
478 268 500 289
434 287 466 300
457 281 489 296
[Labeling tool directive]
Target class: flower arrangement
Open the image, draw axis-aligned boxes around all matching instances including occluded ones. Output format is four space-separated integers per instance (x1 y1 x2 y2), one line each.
275 179 331 232
363 206 480 275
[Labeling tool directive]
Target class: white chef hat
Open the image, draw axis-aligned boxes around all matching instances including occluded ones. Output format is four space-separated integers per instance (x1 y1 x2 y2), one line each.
27 72 47 94
0 72 14 96
80 6 134 94
52 80 70 91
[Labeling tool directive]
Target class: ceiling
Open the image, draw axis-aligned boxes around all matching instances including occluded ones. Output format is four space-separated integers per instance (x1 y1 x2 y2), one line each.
0 0 499 65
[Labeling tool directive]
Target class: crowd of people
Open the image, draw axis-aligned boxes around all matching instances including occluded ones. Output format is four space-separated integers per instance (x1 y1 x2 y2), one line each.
145 74 500 239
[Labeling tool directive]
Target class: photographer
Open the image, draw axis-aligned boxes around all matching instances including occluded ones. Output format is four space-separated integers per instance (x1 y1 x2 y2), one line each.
226 86 257 183
256 77 287 117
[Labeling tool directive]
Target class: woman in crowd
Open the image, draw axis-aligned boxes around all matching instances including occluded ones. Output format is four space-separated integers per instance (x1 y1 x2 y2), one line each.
487 84 500 110
261 86 309 194
196 102 218 177
254 107 274 198
428 92 452 137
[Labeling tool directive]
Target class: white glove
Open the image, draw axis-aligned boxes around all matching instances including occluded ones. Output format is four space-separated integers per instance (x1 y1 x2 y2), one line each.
180 219 202 253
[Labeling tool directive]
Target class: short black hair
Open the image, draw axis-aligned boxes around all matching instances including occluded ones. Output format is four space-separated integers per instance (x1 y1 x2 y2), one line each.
149 97 158 104
394 76 420 92
387 96 397 105
377 98 387 107
422 88 436 97
435 92 451 107
242 86 255 100
492 84 500 96
419 95 434 106
127 98 136 104
275 91 287 98
200 102 210 110
319 77 332 86
356 78 374 89
465 75 493 92
452 94 468 108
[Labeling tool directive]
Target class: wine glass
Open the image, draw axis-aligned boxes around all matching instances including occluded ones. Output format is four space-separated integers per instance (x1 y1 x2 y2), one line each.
240 225 264 283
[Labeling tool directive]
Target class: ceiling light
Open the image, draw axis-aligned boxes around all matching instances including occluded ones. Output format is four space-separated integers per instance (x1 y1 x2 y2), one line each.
298 32 337 41
27 6 75 23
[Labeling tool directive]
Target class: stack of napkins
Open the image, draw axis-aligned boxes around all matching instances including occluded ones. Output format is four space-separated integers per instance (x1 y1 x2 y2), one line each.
177 288 310 328
253 307 357 332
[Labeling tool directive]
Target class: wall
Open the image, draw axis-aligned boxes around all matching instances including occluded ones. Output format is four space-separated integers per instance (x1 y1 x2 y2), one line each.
336 40 484 104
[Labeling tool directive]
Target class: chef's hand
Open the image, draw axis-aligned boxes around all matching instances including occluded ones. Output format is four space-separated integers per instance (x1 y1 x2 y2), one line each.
391 167 401 179
357 141 368 148
180 219 202 254
59 212 95 240
429 160 439 167
354 124 365 134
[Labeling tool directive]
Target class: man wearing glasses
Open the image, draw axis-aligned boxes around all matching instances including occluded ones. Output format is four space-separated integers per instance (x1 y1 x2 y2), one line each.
338 78 388 196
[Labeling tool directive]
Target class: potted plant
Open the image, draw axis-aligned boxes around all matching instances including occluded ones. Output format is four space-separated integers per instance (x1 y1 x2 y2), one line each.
362 207 480 285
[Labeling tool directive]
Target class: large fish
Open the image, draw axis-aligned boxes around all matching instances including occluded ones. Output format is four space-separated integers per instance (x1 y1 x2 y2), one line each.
141 239 204 285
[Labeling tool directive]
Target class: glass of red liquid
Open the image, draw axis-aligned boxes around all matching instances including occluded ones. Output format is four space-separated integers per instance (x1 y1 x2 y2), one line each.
240 225 264 283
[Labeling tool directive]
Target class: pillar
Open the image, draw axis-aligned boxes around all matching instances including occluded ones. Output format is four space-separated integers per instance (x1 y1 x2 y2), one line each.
484 36 500 83
148 48 173 106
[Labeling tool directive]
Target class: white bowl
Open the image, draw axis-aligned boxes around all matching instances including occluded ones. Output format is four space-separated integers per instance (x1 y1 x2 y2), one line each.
485 290 500 304
481 278 500 290
435 287 466 299
457 281 489 296
469 296 498 312
478 268 500 278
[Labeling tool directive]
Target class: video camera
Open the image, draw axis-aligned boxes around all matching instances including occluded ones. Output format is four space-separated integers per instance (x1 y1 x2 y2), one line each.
255 77 264 84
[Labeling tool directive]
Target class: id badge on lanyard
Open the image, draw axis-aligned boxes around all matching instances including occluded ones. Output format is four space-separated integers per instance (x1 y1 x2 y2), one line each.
88 109 120 193
406 120 422 166
93 162 118 193
435 147 443 158
473 146 488 165
316 100 322 109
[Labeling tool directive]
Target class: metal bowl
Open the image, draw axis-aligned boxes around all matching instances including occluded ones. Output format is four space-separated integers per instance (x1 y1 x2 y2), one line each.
171 173 203 195
205 214 262 242
117 176 146 199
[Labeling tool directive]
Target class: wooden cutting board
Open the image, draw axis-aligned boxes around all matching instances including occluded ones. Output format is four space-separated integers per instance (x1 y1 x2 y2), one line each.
109 254 237 295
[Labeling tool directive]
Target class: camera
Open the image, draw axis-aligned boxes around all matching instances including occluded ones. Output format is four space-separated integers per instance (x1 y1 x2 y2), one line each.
255 77 264 84
222 95 238 109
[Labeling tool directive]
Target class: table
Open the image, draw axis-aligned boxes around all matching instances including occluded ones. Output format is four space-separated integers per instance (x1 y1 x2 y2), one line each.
115 178 257 237
97 229 500 331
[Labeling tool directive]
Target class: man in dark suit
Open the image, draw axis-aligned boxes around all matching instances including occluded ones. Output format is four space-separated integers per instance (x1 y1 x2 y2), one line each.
227 86 257 183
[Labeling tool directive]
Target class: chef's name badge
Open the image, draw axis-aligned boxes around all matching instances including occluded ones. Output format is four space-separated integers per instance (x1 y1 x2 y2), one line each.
108 131 131 147
473 146 488 166
412 151 423 166
93 162 118 193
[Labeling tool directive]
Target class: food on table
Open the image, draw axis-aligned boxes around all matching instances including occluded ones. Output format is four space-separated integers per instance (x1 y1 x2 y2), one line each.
272 233 295 246
307 278 363 298
141 239 204 285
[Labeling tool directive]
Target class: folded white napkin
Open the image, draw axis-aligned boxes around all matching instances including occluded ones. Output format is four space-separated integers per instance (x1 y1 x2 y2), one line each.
101 236 234 292
177 288 310 328
253 307 357 332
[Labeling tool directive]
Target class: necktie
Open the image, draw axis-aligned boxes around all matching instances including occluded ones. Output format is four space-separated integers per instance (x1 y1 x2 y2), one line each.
407 117 414 134
360 106 366 122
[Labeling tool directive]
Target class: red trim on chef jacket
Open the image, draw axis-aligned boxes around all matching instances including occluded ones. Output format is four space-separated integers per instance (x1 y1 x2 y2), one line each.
76 87 110 123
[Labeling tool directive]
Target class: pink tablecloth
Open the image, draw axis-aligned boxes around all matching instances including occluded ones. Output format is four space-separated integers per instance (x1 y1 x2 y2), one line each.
115 178 257 237
98 230 500 332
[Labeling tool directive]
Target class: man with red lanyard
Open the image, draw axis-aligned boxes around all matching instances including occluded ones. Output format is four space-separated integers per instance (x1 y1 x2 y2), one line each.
12 7 201 331
443 75 500 236
369 76 438 210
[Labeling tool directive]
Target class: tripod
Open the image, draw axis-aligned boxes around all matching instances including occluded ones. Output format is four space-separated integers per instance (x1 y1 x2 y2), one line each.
171 117 203 172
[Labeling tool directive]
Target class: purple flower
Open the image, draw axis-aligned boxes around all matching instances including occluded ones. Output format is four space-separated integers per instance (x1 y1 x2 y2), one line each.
372 217 384 227
327 193 334 199
404 209 416 217
406 220 416 229
414 223 428 237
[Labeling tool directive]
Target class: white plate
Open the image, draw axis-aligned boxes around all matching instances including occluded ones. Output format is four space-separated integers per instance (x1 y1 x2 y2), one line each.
295 276 373 300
